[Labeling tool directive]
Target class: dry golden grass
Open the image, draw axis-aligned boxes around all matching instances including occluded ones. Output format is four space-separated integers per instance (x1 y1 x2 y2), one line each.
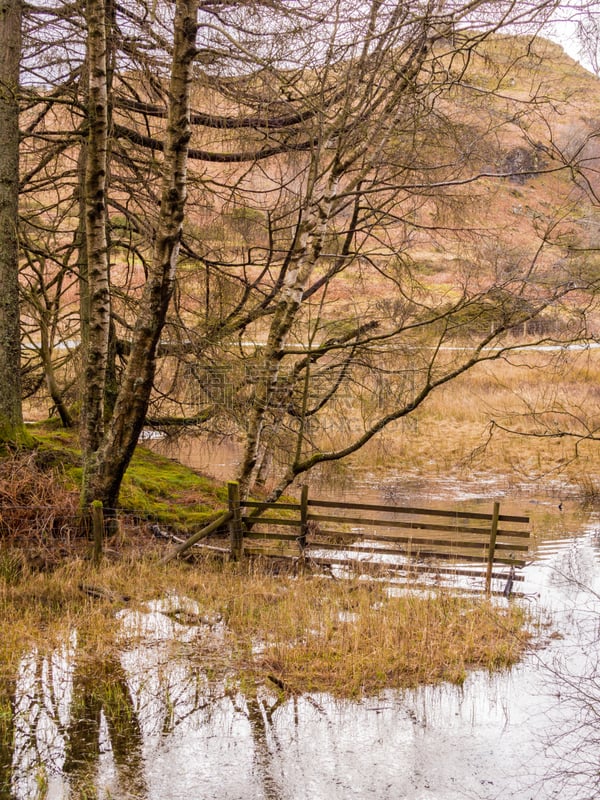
230 571 528 695
8 345 592 704
328 347 600 501
0 554 530 699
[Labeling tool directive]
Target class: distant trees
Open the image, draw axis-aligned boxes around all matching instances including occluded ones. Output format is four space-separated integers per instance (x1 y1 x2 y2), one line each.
10 0 600 506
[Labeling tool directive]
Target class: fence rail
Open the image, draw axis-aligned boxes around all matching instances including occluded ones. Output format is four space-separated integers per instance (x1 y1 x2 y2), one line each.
228 483 530 594
72 483 530 594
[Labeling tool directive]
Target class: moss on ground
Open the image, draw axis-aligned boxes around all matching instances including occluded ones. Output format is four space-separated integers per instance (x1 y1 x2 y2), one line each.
20 422 227 533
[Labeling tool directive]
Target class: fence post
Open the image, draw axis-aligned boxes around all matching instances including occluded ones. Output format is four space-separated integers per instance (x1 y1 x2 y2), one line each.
485 501 500 594
91 500 104 566
161 510 233 564
228 481 243 561
299 484 309 552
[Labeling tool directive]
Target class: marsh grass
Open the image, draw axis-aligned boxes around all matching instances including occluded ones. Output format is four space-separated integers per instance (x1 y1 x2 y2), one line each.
329 348 600 499
0 363 561 702
20 343 600 511
221 566 529 695
0 554 530 700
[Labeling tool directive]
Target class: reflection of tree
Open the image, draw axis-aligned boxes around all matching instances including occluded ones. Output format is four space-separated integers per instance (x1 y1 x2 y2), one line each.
243 683 286 800
64 654 146 798
118 601 231 742
539 560 600 800
7 636 148 799
10 643 76 799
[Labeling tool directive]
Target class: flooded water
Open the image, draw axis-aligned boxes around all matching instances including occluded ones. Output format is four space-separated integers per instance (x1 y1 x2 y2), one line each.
3 440 600 799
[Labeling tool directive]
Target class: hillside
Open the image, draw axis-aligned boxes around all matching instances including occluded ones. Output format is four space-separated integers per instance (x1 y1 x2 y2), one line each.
165 34 600 329
20 31 600 495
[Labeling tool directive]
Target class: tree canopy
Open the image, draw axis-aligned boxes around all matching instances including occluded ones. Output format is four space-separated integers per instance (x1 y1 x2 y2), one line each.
4 0 600 505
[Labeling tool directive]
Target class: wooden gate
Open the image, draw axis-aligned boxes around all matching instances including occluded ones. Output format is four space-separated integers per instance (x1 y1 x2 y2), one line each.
228 483 530 595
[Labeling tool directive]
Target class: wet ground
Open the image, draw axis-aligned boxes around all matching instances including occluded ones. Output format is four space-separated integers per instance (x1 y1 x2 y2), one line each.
2 463 600 799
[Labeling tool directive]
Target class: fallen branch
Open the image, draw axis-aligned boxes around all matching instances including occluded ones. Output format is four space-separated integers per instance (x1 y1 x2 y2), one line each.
79 583 129 603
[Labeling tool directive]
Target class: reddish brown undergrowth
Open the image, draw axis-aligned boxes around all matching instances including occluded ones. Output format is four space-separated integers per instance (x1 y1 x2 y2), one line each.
0 450 81 564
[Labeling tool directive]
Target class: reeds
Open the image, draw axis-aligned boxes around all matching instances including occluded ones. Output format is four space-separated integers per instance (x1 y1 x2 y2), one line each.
0 555 530 699
323 347 600 498
219 565 529 696
0 449 80 554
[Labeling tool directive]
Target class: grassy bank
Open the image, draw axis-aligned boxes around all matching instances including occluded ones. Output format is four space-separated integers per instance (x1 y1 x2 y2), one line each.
0 425 228 557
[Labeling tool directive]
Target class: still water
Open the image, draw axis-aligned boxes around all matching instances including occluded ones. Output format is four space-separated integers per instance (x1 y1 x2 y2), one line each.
3 443 600 799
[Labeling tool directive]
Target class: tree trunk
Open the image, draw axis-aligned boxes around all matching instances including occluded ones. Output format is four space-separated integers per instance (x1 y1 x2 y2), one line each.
80 0 110 465
238 200 335 495
76 82 90 419
82 0 199 509
0 0 25 445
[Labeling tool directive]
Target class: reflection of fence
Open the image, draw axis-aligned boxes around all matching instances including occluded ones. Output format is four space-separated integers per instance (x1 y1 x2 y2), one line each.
227 482 530 594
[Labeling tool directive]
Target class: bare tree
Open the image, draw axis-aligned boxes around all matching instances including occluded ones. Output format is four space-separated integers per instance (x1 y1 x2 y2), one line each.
15 0 600 511
81 0 200 508
225 2 596 497
79 0 112 493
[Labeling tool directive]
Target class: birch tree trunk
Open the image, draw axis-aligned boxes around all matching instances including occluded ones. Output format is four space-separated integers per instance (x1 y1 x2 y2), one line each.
238 184 339 495
80 0 110 467
0 0 25 444
81 0 199 508
237 14 435 496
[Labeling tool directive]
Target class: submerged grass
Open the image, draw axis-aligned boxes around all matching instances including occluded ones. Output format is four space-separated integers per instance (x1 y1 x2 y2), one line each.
0 553 530 700
218 564 529 696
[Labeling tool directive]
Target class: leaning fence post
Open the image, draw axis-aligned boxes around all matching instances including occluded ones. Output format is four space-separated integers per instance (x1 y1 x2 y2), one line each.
485 500 500 594
161 510 233 564
228 481 243 561
91 500 104 566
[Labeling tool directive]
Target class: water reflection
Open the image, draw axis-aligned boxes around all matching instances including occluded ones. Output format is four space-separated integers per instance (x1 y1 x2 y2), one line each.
10 634 76 799
64 648 146 799
149 435 242 484
3 527 600 799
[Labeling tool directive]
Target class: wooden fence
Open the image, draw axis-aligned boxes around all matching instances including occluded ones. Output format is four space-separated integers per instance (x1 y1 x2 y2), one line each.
226 482 530 594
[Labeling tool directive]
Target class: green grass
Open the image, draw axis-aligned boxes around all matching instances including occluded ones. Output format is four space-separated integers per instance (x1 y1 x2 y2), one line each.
20 423 227 532
119 446 227 529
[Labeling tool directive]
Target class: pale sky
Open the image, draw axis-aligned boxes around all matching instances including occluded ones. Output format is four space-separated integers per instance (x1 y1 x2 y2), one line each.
549 19 586 63
546 5 599 73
